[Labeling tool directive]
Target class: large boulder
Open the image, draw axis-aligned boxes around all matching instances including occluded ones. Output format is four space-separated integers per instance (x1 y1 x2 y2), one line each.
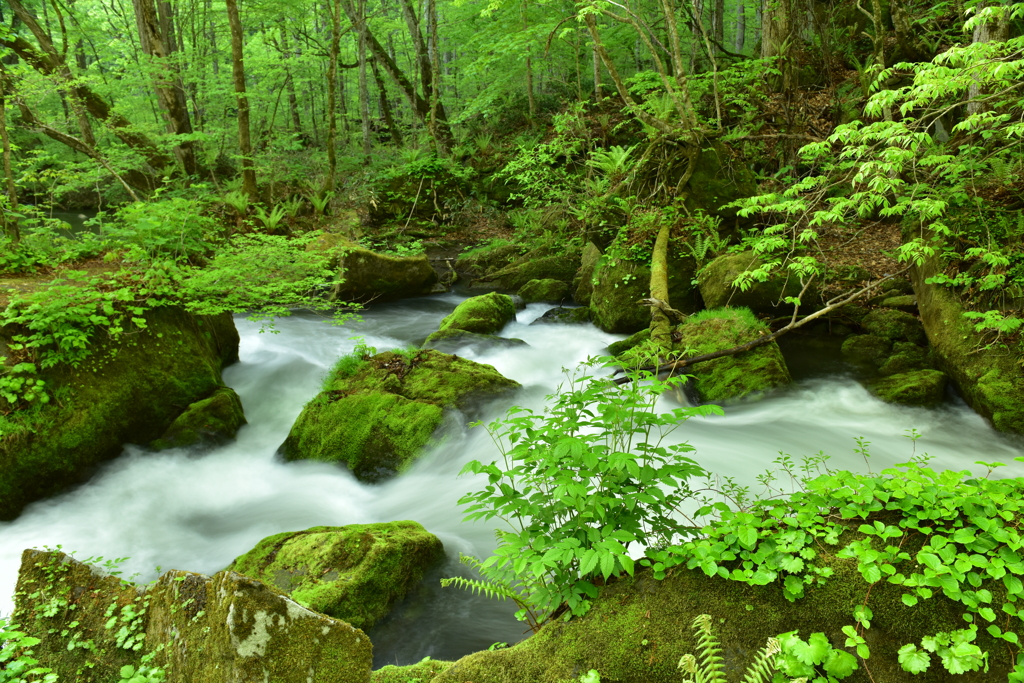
13 549 372 683
517 279 570 304
698 251 819 317
912 252 1024 433
0 307 241 520
226 522 445 631
590 252 701 334
280 349 519 482
671 307 791 403
454 243 525 279
572 241 602 305
422 329 528 354
307 234 439 303
471 246 581 291
682 142 759 225
868 369 948 407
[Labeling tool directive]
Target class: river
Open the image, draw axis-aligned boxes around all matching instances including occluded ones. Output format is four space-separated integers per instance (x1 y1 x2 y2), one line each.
1 292 1022 667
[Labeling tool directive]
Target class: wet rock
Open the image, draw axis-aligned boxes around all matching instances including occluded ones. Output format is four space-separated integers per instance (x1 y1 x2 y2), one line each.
226 522 445 630
0 308 240 521
573 242 602 306
698 251 819 316
530 306 592 326
877 342 930 377
280 349 519 482
307 234 438 303
454 243 524 279
422 329 528 354
472 254 579 291
518 279 570 304
868 369 948 407
13 549 372 683
151 386 246 451
589 257 650 333
608 328 651 357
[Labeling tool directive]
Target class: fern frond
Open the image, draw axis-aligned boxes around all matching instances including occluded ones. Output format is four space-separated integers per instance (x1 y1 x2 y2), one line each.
439 576 518 602
691 614 728 683
740 636 782 683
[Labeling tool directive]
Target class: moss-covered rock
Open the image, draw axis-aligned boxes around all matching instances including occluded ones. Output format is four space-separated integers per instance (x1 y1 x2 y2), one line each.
698 251 819 316
0 308 240 520
529 306 592 325
877 342 930 376
226 522 444 631
868 369 948 407
608 327 651 357
13 549 372 683
372 658 453 683
307 233 439 303
430 544 1003 683
840 334 892 364
472 254 580 291
518 279 570 303
910 252 1024 434
280 349 519 482
878 294 918 313
429 292 517 339
671 308 791 403
862 308 926 344
589 250 702 334
682 142 758 222
422 329 528 354
573 242 602 305
455 243 526 279
151 386 246 450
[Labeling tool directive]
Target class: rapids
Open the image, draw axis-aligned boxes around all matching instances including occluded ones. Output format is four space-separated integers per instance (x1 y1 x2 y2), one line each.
1 292 1022 666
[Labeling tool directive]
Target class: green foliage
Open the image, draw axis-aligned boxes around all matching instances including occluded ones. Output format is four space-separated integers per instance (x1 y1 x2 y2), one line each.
0 617 58 683
105 198 221 262
775 631 858 682
676 613 784 683
452 357 721 626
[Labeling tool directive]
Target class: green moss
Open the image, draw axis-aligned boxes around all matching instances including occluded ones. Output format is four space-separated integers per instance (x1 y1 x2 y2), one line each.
672 307 791 403
862 308 926 344
868 369 948 407
877 343 930 376
433 292 517 336
372 659 453 683
840 334 891 364
878 294 918 312
151 386 246 450
608 328 652 357
518 279 570 304
455 241 524 278
572 242 602 306
281 349 519 482
0 308 240 520
226 522 445 631
474 254 579 291
588 257 651 334
308 233 439 303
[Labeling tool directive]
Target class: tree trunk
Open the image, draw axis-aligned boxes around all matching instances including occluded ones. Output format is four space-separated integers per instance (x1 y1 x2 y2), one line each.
967 1 1010 116
761 0 801 91
649 224 673 353
225 0 257 196
326 0 341 189
279 22 302 133
132 0 199 175
522 0 535 120
357 0 372 164
0 75 18 242
734 0 746 53
371 58 403 146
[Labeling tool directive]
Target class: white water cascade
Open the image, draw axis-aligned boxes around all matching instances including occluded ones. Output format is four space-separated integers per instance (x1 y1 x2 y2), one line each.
1 292 1022 666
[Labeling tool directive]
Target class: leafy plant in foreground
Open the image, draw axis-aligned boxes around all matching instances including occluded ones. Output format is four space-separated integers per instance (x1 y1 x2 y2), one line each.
448 358 721 627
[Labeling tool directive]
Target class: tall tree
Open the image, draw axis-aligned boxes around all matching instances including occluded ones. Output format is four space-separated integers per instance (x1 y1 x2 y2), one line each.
225 0 257 196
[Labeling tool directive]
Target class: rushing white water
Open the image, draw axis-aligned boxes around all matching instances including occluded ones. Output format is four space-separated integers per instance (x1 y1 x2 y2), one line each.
1 293 1022 666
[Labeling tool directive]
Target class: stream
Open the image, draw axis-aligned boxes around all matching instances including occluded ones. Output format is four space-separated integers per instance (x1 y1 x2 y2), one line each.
1 291 1023 667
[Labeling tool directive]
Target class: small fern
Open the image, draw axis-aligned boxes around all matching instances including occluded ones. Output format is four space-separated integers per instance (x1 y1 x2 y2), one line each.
677 614 782 683
440 554 546 633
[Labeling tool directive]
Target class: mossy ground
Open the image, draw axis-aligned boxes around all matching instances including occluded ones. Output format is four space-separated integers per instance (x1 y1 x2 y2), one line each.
280 349 519 482
372 658 453 683
226 522 445 631
0 308 240 520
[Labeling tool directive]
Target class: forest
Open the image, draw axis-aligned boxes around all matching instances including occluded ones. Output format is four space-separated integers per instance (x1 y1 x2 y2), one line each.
3 0 1024 681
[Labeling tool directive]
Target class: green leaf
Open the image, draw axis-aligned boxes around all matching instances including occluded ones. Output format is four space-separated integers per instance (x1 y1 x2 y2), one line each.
737 526 758 550
898 644 930 674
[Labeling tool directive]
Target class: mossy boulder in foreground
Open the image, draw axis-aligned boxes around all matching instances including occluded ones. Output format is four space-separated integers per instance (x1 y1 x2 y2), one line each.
13 549 372 683
307 233 439 303
280 349 519 482
226 522 445 630
0 307 241 520
672 307 791 403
